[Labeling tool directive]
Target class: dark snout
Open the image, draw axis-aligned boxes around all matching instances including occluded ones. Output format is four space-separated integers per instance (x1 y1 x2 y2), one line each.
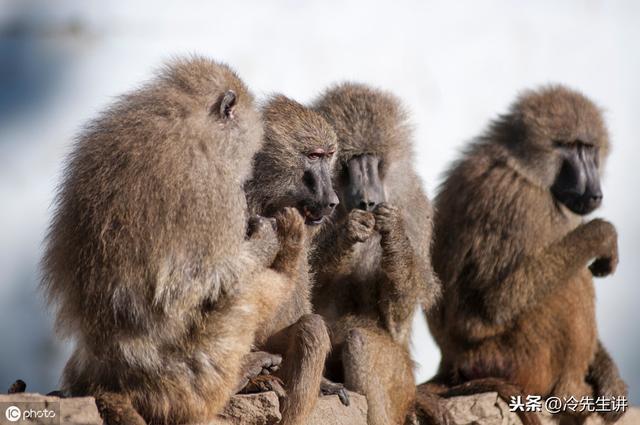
345 154 386 212
353 189 384 212
551 146 602 215
301 164 339 225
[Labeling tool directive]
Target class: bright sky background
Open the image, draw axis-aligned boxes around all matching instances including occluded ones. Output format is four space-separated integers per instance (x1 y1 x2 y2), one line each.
0 0 638 403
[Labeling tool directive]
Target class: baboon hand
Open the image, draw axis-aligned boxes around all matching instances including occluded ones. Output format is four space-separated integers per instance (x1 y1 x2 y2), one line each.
275 207 306 252
235 351 282 394
247 215 279 266
373 202 400 235
582 219 618 277
345 209 375 243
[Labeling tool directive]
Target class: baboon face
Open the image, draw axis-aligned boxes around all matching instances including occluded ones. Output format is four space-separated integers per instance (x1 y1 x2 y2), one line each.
339 154 386 212
301 147 340 224
505 86 609 216
550 139 602 215
251 95 340 226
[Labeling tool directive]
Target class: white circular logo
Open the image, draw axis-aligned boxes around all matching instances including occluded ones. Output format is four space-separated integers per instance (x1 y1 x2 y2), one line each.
5 405 21 422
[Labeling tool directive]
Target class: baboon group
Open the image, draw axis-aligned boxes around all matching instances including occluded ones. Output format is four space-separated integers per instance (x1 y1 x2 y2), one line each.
40 56 627 425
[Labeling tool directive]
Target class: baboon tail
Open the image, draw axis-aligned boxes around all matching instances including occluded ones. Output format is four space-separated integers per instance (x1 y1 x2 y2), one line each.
413 389 453 425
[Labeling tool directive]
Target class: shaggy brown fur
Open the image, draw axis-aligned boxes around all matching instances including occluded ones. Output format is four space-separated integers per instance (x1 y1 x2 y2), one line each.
311 83 441 425
244 95 339 425
425 85 627 423
41 57 304 425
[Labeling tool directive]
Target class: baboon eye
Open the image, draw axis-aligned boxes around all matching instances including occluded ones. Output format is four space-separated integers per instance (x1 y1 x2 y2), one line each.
553 140 576 149
307 148 326 160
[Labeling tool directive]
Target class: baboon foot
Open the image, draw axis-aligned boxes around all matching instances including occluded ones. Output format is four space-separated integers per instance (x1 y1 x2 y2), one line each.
235 351 282 393
320 377 350 406
240 374 287 399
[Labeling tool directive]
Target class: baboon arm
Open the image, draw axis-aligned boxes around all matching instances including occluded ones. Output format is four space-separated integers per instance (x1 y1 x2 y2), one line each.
311 223 357 282
378 220 425 344
152 251 260 312
481 222 604 327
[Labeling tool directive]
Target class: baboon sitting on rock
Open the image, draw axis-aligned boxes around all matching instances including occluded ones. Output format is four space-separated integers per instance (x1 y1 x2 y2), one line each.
244 94 343 425
425 85 628 424
311 83 441 425
41 57 303 425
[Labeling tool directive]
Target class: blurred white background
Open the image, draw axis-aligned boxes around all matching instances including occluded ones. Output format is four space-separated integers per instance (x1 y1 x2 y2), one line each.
0 0 638 403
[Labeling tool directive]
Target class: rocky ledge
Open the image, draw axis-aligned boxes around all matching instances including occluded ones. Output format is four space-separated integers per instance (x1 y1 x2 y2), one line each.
0 391 636 424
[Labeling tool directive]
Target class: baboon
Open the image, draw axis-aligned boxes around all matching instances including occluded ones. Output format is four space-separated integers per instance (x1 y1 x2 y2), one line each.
243 94 341 425
425 85 628 423
41 57 304 425
310 83 441 425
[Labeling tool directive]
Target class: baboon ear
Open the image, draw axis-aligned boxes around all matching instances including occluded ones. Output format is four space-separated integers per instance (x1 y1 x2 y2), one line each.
219 90 237 120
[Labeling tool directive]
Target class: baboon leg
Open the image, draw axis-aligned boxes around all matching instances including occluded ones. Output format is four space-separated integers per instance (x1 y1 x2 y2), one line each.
266 313 330 425
587 341 628 423
95 392 146 425
342 327 415 425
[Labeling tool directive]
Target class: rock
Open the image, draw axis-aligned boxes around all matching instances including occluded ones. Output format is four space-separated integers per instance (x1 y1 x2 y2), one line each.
218 392 282 424
0 392 636 425
442 391 521 425
0 393 102 424
217 392 367 425
440 392 640 425
306 393 368 425
0 391 367 425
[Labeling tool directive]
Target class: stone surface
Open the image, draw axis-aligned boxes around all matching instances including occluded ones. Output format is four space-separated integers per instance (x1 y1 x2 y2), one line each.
305 393 368 425
440 391 640 425
442 391 521 425
0 392 636 425
0 393 102 424
217 392 282 424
